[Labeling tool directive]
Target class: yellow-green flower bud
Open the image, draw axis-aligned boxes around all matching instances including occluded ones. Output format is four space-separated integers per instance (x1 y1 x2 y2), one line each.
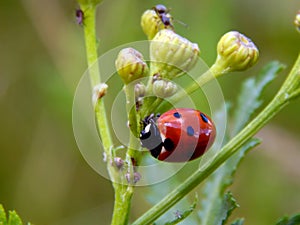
150 30 200 80
115 48 149 84
294 10 300 33
141 9 173 40
153 79 177 98
215 31 259 73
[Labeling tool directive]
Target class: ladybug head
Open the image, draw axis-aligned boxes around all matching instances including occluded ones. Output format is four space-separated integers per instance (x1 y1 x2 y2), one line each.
140 114 163 158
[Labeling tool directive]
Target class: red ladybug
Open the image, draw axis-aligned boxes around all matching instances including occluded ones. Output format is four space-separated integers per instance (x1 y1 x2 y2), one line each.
140 108 216 162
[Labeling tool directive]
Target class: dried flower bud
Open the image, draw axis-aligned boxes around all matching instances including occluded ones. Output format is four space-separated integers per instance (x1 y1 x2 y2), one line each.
215 31 259 73
115 48 149 84
153 79 177 98
294 10 300 33
92 83 108 106
141 9 173 40
150 30 200 80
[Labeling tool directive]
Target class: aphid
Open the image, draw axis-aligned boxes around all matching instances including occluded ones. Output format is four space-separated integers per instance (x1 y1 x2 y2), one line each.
75 9 84 26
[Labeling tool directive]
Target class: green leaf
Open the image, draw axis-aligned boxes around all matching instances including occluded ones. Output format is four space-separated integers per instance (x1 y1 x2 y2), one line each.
198 138 261 225
7 211 23 225
275 214 300 225
163 194 198 225
220 192 239 225
0 204 7 225
231 218 245 225
232 61 285 135
0 205 32 225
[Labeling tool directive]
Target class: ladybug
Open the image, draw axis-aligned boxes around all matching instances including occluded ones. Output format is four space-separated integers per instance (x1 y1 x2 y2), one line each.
140 108 216 162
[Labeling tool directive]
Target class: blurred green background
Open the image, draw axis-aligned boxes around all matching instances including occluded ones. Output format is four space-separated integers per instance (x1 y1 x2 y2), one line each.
0 0 299 224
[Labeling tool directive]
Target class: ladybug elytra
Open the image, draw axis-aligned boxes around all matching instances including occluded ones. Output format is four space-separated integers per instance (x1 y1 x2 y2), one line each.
140 108 216 162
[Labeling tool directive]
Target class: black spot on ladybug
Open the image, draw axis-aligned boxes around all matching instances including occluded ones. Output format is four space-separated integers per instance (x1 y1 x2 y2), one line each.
200 113 209 123
187 126 195 136
150 143 163 158
173 112 181 118
164 138 175 151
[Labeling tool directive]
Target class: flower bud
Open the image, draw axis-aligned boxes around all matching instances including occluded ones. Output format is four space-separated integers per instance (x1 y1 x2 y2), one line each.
153 79 177 98
294 10 300 33
150 30 200 80
215 31 259 73
141 9 173 40
92 83 108 106
115 48 149 84
134 83 146 99
135 83 146 111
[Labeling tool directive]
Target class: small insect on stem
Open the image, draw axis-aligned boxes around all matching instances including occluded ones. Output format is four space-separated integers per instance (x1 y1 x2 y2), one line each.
75 9 84 26
152 4 174 29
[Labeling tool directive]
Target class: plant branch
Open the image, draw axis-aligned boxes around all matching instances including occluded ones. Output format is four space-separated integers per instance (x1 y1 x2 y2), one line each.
132 53 300 225
155 64 223 113
79 3 113 152
78 2 134 225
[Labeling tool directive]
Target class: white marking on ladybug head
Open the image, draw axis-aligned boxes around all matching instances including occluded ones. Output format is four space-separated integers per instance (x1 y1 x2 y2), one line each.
144 123 151 134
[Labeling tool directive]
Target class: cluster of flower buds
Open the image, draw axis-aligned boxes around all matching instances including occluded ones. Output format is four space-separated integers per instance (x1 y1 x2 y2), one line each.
115 5 260 105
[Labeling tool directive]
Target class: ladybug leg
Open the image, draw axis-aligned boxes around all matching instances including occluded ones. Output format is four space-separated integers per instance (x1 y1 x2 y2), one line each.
150 143 163 158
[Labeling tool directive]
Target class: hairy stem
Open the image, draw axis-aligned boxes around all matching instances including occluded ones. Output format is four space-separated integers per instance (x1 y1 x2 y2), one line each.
132 53 300 225
80 3 113 152
79 3 133 225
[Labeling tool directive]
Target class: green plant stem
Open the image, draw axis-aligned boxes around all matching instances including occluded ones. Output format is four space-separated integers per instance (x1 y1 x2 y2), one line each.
140 61 221 117
110 85 144 225
79 3 133 225
80 3 113 152
132 54 300 225
155 64 222 113
111 184 133 225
